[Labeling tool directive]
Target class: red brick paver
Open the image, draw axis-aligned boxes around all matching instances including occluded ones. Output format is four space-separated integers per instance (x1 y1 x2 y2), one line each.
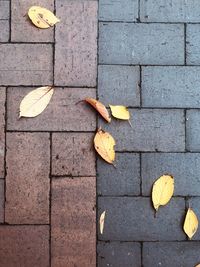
0 0 98 265
7 87 96 131
52 133 96 176
51 177 96 267
5 133 50 224
0 226 49 267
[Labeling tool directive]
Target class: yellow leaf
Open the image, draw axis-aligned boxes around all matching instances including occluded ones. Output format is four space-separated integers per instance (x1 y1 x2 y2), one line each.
94 129 115 164
184 208 198 239
100 210 106 234
19 86 54 118
28 6 60 29
109 105 130 120
85 98 111 123
152 175 174 212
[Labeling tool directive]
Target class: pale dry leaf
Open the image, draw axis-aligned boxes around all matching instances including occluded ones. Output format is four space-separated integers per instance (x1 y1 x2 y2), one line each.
152 174 174 212
184 208 198 240
85 98 111 123
28 6 60 28
195 264 200 267
19 86 54 118
100 210 106 234
109 105 130 120
94 129 115 164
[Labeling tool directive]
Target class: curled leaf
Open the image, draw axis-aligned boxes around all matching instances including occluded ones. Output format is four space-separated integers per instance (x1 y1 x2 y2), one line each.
28 6 60 29
85 98 111 123
19 86 54 118
94 129 115 164
152 174 174 212
109 105 130 120
184 208 198 240
100 210 106 234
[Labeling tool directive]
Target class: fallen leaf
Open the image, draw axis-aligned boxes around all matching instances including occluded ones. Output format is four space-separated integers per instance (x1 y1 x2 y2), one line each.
152 174 174 212
184 208 198 239
100 210 106 234
195 264 200 267
109 105 130 120
19 86 54 118
94 129 115 164
85 98 111 123
28 6 60 28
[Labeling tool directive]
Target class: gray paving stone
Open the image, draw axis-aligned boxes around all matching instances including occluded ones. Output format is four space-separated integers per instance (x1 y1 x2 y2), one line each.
97 153 140 196
142 67 200 108
140 0 200 22
143 242 200 267
0 44 53 85
98 197 185 241
98 65 140 107
186 24 200 65
0 20 9 42
0 1 9 19
97 242 141 267
98 109 185 152
188 197 200 240
142 153 200 196
186 110 200 152
99 23 184 65
99 0 138 22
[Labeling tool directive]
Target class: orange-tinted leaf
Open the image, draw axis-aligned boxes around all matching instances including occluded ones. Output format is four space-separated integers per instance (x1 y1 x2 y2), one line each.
85 98 111 123
94 129 115 164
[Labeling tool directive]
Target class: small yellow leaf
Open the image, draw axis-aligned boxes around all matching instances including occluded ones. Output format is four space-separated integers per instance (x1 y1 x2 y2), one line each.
184 208 198 239
109 105 130 120
85 98 111 123
94 129 115 164
28 6 60 29
152 175 174 212
19 86 54 118
100 210 106 234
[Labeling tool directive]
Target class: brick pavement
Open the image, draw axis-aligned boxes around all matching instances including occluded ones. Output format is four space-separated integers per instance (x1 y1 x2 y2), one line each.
0 0 97 266
98 0 200 266
1 0 200 266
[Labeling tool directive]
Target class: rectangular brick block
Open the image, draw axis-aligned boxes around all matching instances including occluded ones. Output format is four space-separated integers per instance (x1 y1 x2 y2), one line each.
0 1 9 19
98 65 140 107
0 88 5 178
143 242 200 267
98 197 185 241
0 180 4 223
11 0 54 42
99 0 138 22
5 133 50 224
98 109 185 152
140 0 200 22
52 133 96 176
0 44 53 86
98 242 141 267
7 87 96 131
0 20 9 42
142 153 200 196
51 177 96 267
186 110 200 152
55 1 97 87
97 153 140 196
0 226 49 267
142 67 200 108
99 23 184 65
186 24 200 65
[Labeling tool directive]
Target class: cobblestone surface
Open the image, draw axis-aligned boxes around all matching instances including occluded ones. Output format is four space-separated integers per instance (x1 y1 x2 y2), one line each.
98 0 200 266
